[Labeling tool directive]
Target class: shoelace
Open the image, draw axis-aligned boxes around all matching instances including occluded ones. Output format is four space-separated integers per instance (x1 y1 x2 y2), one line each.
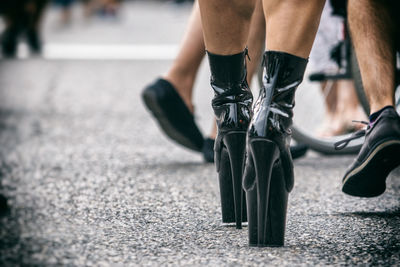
334 120 369 150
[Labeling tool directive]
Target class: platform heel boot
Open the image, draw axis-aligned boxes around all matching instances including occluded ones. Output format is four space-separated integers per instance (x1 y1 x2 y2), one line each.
208 49 253 229
243 51 308 246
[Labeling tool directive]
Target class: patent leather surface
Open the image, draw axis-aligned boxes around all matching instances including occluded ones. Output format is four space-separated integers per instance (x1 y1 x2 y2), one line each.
245 51 308 192
208 50 253 171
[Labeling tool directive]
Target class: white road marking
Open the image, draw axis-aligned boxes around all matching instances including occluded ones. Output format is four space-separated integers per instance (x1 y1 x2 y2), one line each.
14 43 180 60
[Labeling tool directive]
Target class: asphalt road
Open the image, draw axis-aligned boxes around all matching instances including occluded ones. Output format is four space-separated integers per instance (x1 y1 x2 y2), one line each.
0 1 399 266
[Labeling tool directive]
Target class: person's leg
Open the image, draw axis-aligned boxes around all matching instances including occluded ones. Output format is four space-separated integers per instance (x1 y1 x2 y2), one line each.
166 0 263 118
338 0 400 197
263 0 325 57
348 0 396 115
246 0 265 80
243 0 325 247
317 81 338 136
167 0 265 114
332 80 366 131
199 0 256 228
24 0 49 53
206 0 307 160
203 0 265 163
165 1 205 113
199 0 256 54
1 0 24 57
318 80 367 137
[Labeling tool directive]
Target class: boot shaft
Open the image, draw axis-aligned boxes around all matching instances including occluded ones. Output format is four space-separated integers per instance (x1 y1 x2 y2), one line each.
250 51 308 138
208 49 248 88
248 51 308 192
207 49 253 132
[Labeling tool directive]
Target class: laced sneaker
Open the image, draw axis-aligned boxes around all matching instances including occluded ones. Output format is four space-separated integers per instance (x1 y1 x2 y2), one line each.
335 107 400 197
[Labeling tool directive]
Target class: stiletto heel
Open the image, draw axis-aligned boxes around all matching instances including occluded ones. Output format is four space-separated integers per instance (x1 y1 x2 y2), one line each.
207 49 253 227
245 147 287 246
246 186 258 246
218 146 236 223
243 51 308 246
265 160 288 246
223 132 246 229
250 139 286 246
217 132 248 227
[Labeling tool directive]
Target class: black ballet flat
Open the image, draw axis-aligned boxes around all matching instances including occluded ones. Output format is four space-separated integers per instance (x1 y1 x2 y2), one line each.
142 78 204 151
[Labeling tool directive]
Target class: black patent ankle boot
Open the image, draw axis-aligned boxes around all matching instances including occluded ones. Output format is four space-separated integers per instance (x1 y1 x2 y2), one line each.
208 49 253 229
243 51 308 246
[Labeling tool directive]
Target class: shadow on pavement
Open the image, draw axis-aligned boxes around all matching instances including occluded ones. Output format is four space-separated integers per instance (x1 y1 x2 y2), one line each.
142 160 211 170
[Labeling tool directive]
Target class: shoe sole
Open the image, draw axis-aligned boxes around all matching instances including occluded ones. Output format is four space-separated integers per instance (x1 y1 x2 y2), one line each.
342 139 400 197
142 89 202 152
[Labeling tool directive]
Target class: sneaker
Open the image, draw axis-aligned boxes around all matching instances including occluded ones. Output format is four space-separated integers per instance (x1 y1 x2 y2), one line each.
336 107 400 197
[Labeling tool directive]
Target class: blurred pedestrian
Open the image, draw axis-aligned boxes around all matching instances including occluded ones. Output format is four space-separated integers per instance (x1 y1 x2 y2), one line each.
84 0 122 19
0 0 49 57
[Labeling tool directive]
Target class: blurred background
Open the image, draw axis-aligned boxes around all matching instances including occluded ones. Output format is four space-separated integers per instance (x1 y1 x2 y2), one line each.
0 0 196 58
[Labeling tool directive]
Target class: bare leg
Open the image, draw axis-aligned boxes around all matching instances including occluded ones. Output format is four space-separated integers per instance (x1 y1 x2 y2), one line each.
319 80 367 137
164 1 205 113
318 81 338 136
348 0 397 114
335 80 366 124
199 0 256 54
168 0 264 105
246 0 265 81
263 0 325 58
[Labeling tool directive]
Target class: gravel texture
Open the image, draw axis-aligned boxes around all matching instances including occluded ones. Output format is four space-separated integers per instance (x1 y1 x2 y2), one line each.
0 2 400 266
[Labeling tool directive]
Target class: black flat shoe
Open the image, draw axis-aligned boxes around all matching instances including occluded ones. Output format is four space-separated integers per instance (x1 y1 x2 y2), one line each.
142 78 204 151
336 107 400 197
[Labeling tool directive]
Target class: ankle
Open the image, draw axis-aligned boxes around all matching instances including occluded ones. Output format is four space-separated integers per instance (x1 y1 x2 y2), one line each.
208 131 217 140
207 49 248 85
369 105 395 122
